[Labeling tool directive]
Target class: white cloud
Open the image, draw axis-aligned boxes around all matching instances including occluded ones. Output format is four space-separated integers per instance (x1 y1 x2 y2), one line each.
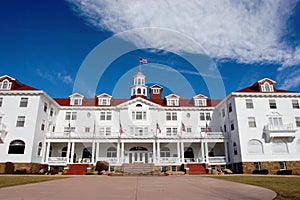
57 72 73 84
67 0 300 67
277 67 300 90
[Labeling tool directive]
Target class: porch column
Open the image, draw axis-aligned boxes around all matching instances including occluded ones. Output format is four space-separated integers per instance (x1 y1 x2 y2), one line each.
45 141 50 163
66 142 71 164
96 142 99 162
224 142 229 163
152 141 156 164
117 141 120 164
201 140 205 163
121 142 124 163
177 141 180 163
181 141 184 163
157 142 160 164
70 142 75 163
92 141 96 163
42 141 47 163
205 141 209 163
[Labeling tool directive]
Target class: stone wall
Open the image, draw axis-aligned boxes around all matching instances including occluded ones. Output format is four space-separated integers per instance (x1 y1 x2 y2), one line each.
0 162 48 174
242 161 300 175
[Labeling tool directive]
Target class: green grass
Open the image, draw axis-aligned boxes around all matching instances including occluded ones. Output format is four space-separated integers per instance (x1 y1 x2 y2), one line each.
0 175 69 188
209 175 300 200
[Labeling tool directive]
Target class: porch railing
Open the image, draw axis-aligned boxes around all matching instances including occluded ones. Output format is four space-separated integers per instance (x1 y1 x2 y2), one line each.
159 157 180 164
208 156 226 163
48 157 67 164
97 157 118 164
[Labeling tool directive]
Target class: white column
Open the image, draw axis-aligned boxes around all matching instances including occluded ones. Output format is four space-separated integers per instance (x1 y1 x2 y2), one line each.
181 142 184 163
201 140 204 163
70 142 75 163
92 141 96 163
205 141 209 163
66 142 71 163
42 141 47 163
121 142 124 163
157 142 160 164
96 142 99 162
152 141 156 164
177 141 180 163
224 142 229 163
117 141 120 164
45 141 50 164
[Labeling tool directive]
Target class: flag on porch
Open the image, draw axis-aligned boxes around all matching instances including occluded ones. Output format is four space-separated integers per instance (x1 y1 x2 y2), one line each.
119 122 124 135
156 122 161 133
205 122 209 133
181 122 186 132
139 58 147 64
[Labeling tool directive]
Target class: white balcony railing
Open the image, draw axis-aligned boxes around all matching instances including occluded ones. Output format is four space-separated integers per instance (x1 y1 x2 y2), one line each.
48 157 67 164
264 123 296 142
208 156 226 163
97 157 118 164
264 123 296 132
159 157 180 164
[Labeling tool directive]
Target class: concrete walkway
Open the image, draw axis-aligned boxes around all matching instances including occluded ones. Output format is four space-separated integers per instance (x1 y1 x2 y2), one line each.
0 176 276 200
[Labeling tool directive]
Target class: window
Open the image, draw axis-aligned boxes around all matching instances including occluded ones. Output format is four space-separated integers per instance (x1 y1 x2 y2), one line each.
70 98 83 105
65 112 77 120
167 99 179 106
248 140 263 154
64 126 75 133
269 99 277 109
50 108 54 116
100 127 111 136
230 123 234 131
16 116 25 127
153 88 160 94
254 162 261 170
279 161 286 170
160 147 171 157
200 113 205 121
233 142 238 155
0 79 12 90
261 82 274 92
37 142 42 156
43 103 48 112
52 126 55 132
186 127 192 133
229 103 232 112
132 111 147 120
248 117 257 128
99 98 111 105
272 139 288 154
85 127 90 133
296 117 300 127
246 99 254 109
195 99 206 106
19 98 28 107
100 112 112 120
41 122 45 131
166 128 178 136
222 109 225 117
166 112 177 121
206 113 211 121
0 97 3 107
292 100 300 109
107 147 117 157
8 140 25 154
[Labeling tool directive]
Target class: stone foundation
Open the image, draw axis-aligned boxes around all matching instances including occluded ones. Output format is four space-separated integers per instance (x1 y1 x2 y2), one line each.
242 161 300 175
0 162 48 174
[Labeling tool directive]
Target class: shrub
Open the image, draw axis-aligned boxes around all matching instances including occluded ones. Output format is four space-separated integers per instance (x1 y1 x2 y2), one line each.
277 170 292 175
4 162 15 174
95 161 109 174
15 169 27 174
252 169 268 174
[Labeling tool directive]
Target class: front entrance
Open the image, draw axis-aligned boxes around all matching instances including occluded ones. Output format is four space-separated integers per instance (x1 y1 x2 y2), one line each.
127 146 152 163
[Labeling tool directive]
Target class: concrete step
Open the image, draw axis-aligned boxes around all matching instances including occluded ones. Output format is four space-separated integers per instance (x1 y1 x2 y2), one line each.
122 163 154 175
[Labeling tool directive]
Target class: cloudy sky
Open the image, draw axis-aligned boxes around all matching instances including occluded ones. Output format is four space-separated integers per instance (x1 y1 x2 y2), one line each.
1 0 300 99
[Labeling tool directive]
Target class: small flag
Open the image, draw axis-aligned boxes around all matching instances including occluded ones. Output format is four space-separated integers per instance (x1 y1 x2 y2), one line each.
205 122 209 133
156 122 161 133
139 58 147 64
119 122 124 135
181 122 186 132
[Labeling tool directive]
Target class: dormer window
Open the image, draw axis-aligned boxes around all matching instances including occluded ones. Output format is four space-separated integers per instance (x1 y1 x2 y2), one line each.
97 93 112 106
261 82 274 92
166 94 180 106
153 88 160 94
193 94 207 107
0 79 12 90
69 93 84 106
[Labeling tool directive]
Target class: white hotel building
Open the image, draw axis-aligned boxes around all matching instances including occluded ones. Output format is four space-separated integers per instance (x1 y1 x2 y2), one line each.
0 71 299 174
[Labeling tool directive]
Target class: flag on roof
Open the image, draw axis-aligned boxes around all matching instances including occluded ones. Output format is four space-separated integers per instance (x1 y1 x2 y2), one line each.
156 122 161 133
119 122 124 135
139 58 147 64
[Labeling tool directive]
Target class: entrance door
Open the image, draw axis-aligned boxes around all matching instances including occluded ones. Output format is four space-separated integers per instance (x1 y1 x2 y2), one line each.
128 151 148 163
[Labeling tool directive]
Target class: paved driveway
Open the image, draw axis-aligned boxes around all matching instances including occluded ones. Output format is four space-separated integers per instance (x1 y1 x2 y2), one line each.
0 176 276 200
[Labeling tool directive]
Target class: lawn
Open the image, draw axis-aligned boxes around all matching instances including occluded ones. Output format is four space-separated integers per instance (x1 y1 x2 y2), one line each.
0 175 69 188
209 175 300 200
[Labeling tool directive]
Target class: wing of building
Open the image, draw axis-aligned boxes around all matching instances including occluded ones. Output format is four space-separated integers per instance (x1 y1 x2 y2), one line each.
0 73 299 175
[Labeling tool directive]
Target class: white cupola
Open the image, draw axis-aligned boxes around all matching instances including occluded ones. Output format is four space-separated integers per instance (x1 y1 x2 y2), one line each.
131 70 148 98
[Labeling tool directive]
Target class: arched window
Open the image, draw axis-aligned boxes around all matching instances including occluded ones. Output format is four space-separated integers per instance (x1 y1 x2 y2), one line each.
248 139 263 154
107 147 117 157
264 82 270 92
160 147 170 157
8 140 25 154
137 88 141 94
37 142 43 156
136 104 142 107
272 139 288 154
143 89 145 95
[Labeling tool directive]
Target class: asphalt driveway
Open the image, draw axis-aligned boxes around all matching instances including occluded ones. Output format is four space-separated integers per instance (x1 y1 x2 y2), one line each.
0 176 276 200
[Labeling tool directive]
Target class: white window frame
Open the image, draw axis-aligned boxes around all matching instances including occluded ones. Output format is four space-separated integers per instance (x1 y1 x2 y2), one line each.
292 100 300 109
279 161 286 170
70 98 82 106
269 99 277 109
19 98 28 107
166 127 178 136
16 116 25 127
261 82 274 92
153 88 160 94
100 111 112 121
167 99 179 106
132 111 147 120
65 112 77 120
296 117 300 127
248 117 257 128
195 99 207 106
0 79 12 90
166 112 177 121
254 162 261 170
246 99 254 109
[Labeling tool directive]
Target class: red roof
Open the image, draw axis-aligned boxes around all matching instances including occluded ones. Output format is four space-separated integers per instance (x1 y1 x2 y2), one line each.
0 75 38 91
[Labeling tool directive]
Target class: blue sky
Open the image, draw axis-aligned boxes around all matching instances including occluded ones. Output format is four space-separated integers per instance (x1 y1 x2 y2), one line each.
1 0 300 99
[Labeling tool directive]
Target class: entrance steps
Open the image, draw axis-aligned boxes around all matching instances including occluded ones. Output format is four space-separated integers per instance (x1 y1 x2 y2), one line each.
65 164 89 175
187 163 207 175
121 163 154 175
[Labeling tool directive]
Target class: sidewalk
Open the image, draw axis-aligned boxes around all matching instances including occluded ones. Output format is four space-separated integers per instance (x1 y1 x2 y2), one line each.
0 176 276 200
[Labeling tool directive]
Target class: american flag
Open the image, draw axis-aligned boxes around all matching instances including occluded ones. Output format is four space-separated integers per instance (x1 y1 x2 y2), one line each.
181 122 186 132
139 58 147 64
119 122 124 135
156 122 161 133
